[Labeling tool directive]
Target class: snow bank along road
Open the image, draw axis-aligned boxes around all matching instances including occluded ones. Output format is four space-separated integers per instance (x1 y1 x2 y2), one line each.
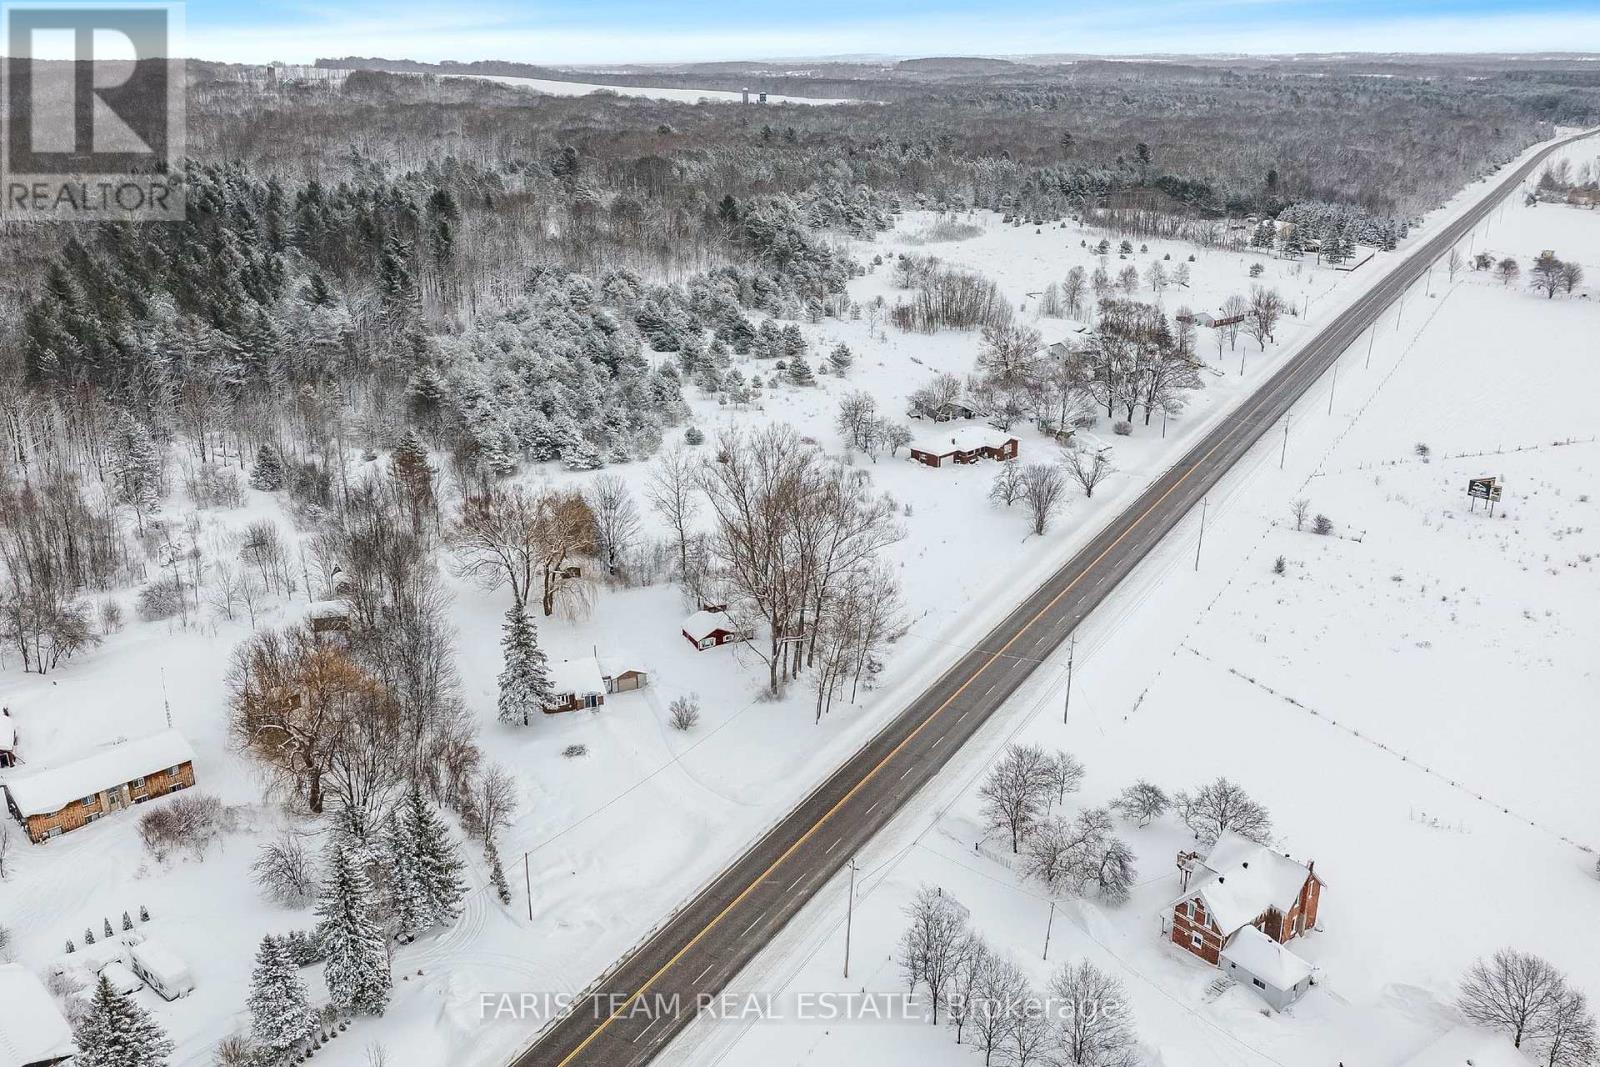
510 127 1599 1067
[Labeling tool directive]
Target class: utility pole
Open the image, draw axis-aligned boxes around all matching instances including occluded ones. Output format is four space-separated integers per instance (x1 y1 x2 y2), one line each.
1327 361 1338 416
843 858 860 979
1042 900 1057 960
1062 633 1076 725
1194 497 1208 571
1365 325 1376 369
1279 412 1290 469
523 852 533 921
1425 265 1433 297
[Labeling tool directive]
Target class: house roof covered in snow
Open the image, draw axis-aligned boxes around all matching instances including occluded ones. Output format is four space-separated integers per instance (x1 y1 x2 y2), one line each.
1 728 194 817
1397 1025 1532 1067
0 963 75 1066
909 424 1015 457
1173 831 1317 936
546 658 606 700
304 598 352 620
682 608 738 642
1218 925 1315 990
130 940 193 988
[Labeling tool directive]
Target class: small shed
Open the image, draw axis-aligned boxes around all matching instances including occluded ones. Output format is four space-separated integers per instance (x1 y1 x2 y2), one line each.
543 658 607 714
600 660 649 695
682 606 747 650
129 940 195 1001
0 963 75 1066
908 425 1019 468
1218 925 1315 1010
305 598 353 635
0 708 16 768
99 960 145 996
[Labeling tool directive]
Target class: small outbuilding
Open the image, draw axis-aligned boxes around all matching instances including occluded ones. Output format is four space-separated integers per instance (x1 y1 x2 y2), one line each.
543 658 607 714
0 963 75 1066
305 598 353 635
98 960 145 996
3 728 197 843
908 425 1019 468
0 707 16 768
682 606 748 650
600 660 650 695
129 940 195 1001
1217 924 1315 1010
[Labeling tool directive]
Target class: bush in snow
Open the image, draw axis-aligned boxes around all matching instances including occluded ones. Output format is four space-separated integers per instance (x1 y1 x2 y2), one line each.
138 792 230 861
669 694 701 731
684 426 705 446
136 575 186 621
1112 420 1132 436
1273 555 1287 576
252 835 319 907
1112 780 1169 826
562 744 588 759
1314 513 1334 536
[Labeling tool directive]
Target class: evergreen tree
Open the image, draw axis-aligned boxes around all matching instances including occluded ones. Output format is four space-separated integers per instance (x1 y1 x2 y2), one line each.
107 409 162 531
103 918 114 939
250 443 285 491
498 601 553 726
73 974 175 1067
316 843 391 1015
486 841 513 906
139 905 150 922
387 786 468 933
827 343 853 375
247 935 318 1060
786 357 815 387
121 911 133 932
85 926 96 945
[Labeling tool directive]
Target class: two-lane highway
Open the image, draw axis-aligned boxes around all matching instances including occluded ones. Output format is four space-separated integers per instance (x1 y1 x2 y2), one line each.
512 127 1595 1067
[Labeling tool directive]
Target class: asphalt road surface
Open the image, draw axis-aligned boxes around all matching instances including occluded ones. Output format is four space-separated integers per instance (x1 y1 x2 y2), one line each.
511 127 1595 1067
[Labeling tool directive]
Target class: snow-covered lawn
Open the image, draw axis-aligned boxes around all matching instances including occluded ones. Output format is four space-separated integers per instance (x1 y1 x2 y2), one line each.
668 138 1600 1067
0 133 1585 1066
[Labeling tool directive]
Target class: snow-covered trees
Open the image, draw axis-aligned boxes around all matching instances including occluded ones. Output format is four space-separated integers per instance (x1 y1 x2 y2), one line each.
1049 959 1139 1066
252 835 318 906
1458 948 1570 1049
248 934 318 1059
1174 777 1272 845
317 843 392 1015
107 409 163 532
979 743 1057 853
1112 780 1169 826
498 601 553 726
1496 257 1522 286
1020 464 1068 535
1531 251 1566 298
73 974 175 1067
1061 444 1114 499
898 885 970 1024
448 484 597 617
384 785 468 936
250 443 286 491
1244 285 1285 349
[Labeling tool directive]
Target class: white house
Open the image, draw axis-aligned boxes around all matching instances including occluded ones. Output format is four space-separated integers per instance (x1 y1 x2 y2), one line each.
129 940 195 1001
0 963 75 1066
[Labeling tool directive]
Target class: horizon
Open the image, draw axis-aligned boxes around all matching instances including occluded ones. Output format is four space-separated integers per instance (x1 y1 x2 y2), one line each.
7 0 1600 66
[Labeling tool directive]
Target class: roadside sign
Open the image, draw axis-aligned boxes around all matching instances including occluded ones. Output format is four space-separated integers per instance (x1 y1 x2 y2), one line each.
1467 476 1503 514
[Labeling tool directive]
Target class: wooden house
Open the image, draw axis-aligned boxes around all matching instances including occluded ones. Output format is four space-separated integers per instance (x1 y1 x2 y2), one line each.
1167 832 1322 1006
2 729 196 843
600 660 649 694
907 397 982 422
542 658 607 714
908 426 1019 468
305 598 353 635
682 606 748 650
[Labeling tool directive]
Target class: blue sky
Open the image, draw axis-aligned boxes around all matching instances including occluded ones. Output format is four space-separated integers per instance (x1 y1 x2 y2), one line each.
84 0 1600 63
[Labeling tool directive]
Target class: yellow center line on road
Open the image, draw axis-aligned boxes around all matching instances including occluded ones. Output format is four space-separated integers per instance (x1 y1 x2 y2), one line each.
544 128 1594 1067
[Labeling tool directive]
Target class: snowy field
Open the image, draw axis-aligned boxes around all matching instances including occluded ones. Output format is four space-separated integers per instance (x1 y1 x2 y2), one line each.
667 138 1600 1067
448 73 851 105
0 133 1584 1066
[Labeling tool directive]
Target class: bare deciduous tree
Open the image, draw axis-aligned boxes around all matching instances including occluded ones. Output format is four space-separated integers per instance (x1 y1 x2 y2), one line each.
1174 777 1272 846
1458 948 1567 1049
898 886 971 1025
1112 780 1169 827
979 743 1057 853
1061 445 1114 499
1020 464 1067 535
1049 959 1140 1067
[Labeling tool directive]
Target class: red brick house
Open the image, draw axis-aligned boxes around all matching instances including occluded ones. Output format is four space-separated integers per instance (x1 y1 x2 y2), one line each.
1168 832 1321 971
682 606 748 650
2 729 196 843
908 426 1020 468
